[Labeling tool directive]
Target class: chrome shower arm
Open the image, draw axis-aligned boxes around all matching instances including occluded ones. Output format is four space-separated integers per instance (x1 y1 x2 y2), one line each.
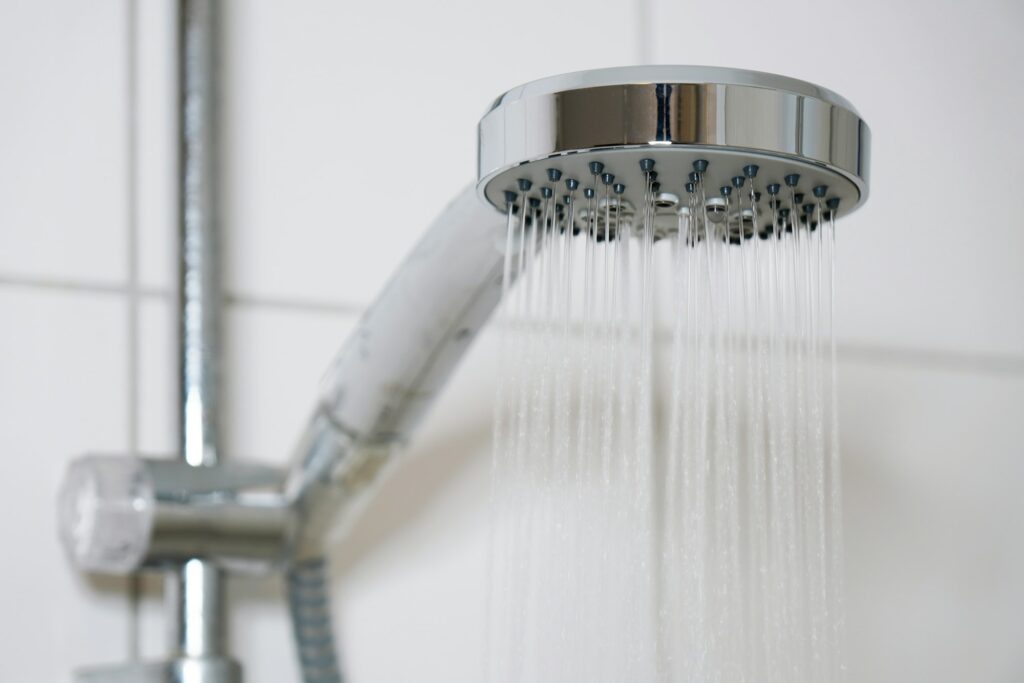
284 185 508 557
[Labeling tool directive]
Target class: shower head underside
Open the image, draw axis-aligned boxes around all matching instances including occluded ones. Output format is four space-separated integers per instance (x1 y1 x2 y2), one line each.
477 66 870 238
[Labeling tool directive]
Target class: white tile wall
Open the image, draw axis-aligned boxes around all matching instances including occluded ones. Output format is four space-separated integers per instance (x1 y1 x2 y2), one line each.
2 0 1023 682
840 358 1024 683
134 0 177 294
220 305 354 465
0 0 130 285
214 0 644 306
0 289 131 681
645 0 1024 359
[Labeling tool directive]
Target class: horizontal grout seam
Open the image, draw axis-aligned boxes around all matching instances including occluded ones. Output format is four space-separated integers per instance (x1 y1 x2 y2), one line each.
0 273 363 316
2 273 1022 376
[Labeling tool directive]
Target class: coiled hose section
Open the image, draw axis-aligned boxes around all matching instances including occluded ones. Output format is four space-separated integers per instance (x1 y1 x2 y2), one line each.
287 557 343 683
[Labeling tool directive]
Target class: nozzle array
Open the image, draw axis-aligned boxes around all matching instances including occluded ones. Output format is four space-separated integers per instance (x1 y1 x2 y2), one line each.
501 154 846 246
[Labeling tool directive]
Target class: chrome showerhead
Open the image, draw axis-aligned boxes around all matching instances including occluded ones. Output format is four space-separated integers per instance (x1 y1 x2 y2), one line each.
476 66 870 238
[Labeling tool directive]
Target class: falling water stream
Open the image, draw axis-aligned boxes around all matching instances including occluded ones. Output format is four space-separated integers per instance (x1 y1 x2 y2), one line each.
486 178 843 682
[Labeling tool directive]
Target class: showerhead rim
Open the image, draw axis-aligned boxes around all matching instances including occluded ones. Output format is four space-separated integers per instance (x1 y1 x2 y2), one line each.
477 65 870 218
483 65 861 116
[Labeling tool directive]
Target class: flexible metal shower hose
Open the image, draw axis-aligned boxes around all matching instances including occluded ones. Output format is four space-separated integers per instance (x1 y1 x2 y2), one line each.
287 557 344 683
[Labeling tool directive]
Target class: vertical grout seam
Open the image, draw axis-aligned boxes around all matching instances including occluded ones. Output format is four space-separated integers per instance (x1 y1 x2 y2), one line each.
637 0 654 64
125 0 142 661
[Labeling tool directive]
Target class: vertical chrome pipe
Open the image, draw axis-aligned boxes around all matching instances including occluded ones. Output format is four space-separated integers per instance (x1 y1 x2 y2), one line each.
167 560 225 657
172 0 225 663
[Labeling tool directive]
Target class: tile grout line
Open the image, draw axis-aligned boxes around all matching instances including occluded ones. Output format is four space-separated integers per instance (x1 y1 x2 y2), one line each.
636 0 654 64
0 274 133 295
835 343 1024 375
2 274 1023 376
0 273 365 316
224 291 364 316
125 0 141 661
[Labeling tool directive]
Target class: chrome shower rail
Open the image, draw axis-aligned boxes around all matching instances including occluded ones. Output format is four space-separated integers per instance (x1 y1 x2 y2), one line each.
174 0 229 672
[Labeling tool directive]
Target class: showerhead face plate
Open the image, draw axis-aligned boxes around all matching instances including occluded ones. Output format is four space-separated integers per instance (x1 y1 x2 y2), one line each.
476 66 870 224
